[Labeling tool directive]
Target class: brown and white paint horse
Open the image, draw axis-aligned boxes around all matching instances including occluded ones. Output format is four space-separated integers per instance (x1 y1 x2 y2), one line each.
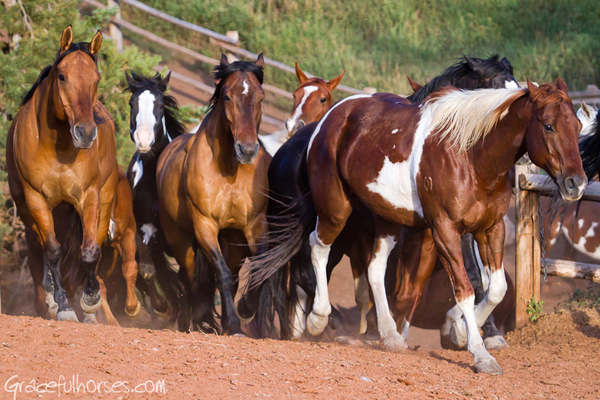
157 54 270 333
251 79 586 374
7 26 120 322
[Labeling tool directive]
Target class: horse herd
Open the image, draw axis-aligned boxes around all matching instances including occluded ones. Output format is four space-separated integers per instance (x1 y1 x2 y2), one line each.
6 26 600 376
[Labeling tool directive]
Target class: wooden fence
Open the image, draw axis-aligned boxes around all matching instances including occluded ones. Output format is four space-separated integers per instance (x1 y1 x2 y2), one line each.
514 163 600 328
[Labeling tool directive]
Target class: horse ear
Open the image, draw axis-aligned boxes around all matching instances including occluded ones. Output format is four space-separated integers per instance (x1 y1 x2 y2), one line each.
556 76 569 93
125 71 136 89
581 101 591 119
158 71 171 91
60 25 73 53
501 56 512 69
407 76 422 93
327 70 345 91
295 62 308 83
465 56 480 71
256 52 265 68
220 53 229 66
88 30 103 56
526 77 539 95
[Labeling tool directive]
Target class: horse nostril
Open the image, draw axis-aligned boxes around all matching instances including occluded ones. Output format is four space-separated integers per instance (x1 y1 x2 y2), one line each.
565 177 576 191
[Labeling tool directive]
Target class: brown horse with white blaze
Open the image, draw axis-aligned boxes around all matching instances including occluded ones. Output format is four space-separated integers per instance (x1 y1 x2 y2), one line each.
6 26 120 321
157 54 270 333
251 79 586 374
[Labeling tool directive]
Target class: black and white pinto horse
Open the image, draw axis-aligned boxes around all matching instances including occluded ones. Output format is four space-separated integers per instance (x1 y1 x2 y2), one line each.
125 72 187 324
240 55 519 349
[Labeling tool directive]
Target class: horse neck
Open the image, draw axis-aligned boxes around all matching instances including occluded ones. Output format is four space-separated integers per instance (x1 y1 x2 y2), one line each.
471 96 531 183
203 106 239 173
35 76 74 152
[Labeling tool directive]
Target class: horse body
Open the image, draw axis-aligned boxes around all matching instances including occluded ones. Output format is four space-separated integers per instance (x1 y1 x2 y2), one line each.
157 55 270 333
7 27 119 321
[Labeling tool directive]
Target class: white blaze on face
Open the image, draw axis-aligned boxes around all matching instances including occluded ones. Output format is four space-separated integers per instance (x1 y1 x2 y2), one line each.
504 80 520 89
366 103 435 218
307 94 373 157
242 80 249 96
286 85 319 134
134 90 157 152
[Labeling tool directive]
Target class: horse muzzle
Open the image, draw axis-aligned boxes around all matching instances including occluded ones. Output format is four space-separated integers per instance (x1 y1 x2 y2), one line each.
133 127 155 153
72 124 97 149
557 174 587 202
235 142 260 165
285 118 305 137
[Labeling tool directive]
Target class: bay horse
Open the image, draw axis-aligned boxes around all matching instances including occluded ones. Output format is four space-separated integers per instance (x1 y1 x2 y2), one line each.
250 79 586 374
125 71 188 325
258 62 345 156
241 56 518 346
157 54 270 334
7 26 120 322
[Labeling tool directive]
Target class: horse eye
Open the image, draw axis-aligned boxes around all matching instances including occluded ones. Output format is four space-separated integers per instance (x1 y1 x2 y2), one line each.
543 124 554 133
224 95 231 102
58 74 66 82
320 97 327 104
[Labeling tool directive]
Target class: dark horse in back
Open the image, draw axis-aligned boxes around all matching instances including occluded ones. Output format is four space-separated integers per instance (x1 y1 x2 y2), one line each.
239 56 518 348
125 72 188 325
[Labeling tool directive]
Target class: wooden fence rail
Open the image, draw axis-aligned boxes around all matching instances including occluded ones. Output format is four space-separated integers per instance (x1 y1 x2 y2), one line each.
515 164 600 328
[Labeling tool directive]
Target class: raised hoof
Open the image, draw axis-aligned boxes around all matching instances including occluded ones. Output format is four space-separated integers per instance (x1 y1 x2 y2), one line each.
57 309 79 322
474 358 503 375
83 314 98 325
80 291 102 314
383 335 408 352
306 312 328 336
448 320 468 349
484 335 509 351
125 300 143 319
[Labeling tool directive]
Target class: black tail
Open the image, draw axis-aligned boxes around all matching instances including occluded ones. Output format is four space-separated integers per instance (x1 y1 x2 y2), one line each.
579 116 600 181
248 265 291 338
59 206 85 291
246 190 317 290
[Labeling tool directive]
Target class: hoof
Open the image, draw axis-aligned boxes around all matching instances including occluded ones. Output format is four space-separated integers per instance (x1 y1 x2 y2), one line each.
474 358 503 375
306 312 328 336
45 293 58 320
153 308 170 319
484 335 509 351
448 320 468 349
236 299 256 325
80 291 102 314
57 309 79 322
232 333 248 338
125 300 143 319
383 334 408 352
83 314 98 325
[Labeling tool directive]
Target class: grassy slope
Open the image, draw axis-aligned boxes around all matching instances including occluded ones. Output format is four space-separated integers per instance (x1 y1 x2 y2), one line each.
129 0 600 95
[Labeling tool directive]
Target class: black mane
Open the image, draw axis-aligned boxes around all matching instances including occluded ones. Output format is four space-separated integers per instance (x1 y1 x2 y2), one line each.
126 72 186 140
21 42 97 106
208 60 264 112
579 110 600 181
407 55 512 103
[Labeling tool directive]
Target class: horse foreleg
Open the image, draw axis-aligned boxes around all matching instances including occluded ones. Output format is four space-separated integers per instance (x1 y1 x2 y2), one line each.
431 220 502 375
118 230 141 318
96 276 118 326
78 190 104 315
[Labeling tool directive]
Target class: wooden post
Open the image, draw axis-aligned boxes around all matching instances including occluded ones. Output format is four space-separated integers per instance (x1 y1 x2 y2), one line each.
514 161 541 328
107 0 123 53
225 31 239 63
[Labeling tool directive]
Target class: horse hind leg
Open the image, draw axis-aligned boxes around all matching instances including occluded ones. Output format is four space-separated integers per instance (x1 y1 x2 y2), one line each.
26 229 57 319
117 231 142 318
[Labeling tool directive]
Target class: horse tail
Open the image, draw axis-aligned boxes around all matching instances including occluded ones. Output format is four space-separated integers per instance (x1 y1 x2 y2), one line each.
60 206 86 292
246 190 317 290
248 265 291 338
579 122 600 181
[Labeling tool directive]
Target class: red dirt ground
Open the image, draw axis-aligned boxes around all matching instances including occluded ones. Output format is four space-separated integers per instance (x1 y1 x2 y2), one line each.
0 308 599 400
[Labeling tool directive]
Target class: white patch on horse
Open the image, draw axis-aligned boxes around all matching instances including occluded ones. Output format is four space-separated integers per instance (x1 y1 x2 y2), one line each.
108 218 116 241
135 90 157 151
391 129 399 134
163 117 171 142
140 223 158 245
258 130 288 157
286 86 319 134
504 80 520 90
578 219 584 229
366 103 435 217
242 80 249 96
307 94 373 158
131 155 143 188
585 222 598 238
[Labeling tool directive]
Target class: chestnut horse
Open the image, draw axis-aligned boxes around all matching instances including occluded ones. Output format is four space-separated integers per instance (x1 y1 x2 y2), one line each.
157 54 269 333
125 71 188 324
7 26 120 322
250 79 586 374
242 56 518 346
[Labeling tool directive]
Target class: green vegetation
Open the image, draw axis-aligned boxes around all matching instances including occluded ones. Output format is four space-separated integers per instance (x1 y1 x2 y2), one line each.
526 295 545 323
557 285 600 311
125 0 600 97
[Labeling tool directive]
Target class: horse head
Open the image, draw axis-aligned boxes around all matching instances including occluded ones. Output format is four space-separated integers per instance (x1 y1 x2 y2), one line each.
51 26 103 149
285 62 345 137
525 77 587 201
